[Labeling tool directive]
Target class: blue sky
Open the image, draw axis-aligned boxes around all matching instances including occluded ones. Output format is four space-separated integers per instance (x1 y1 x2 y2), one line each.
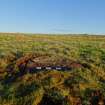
0 0 105 34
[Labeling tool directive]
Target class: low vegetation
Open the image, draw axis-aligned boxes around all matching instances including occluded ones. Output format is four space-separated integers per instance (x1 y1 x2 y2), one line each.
0 33 105 105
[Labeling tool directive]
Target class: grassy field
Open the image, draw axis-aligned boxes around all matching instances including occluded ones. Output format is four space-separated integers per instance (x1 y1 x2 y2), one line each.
0 33 105 105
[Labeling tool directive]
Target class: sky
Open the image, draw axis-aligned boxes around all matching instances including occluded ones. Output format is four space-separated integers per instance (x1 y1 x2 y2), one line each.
0 0 105 34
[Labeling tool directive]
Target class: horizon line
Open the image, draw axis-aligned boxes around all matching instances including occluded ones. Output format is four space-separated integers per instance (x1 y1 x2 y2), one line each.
0 32 105 36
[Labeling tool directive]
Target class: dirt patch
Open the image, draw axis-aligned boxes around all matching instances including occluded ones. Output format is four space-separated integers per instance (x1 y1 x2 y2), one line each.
15 53 83 71
5 53 83 78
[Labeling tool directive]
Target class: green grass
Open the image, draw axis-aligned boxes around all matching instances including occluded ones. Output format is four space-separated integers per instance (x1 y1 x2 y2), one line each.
0 33 105 105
